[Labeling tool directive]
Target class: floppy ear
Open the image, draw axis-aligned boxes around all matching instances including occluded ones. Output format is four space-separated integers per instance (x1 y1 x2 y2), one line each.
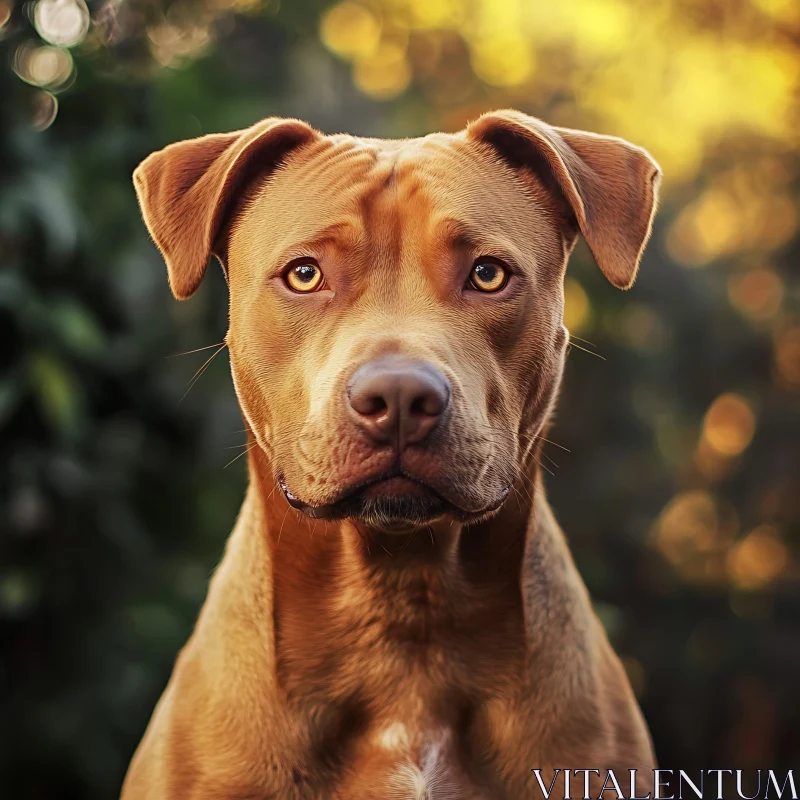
133 117 319 299
467 109 661 289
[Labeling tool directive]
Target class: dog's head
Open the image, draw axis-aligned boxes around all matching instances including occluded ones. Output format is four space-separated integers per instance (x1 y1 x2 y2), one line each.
134 111 660 532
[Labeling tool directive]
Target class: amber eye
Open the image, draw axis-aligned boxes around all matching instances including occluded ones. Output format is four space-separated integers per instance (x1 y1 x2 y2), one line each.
285 262 324 293
469 260 508 293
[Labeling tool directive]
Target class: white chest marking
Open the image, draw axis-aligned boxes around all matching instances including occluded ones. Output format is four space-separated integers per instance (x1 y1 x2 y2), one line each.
377 726 466 799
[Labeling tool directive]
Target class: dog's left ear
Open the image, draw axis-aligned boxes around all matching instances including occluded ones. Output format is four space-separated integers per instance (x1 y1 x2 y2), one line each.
467 110 661 289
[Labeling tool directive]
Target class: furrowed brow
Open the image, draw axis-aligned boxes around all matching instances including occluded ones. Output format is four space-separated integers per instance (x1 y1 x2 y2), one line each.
435 218 528 272
271 220 365 269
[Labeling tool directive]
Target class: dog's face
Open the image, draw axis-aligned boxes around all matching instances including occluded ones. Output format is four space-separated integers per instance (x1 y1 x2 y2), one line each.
134 111 660 531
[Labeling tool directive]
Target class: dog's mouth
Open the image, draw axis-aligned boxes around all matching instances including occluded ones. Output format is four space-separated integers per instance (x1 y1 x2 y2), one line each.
279 469 509 531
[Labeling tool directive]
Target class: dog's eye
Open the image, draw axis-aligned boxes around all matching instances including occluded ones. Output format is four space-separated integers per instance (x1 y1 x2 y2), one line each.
469 260 508 293
285 262 324 293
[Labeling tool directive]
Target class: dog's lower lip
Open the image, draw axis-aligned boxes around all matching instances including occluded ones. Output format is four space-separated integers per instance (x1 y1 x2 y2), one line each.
278 474 510 522
278 473 443 520
361 476 425 497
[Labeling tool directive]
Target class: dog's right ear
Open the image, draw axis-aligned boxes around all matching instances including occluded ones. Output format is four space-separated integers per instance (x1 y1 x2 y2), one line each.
133 117 318 299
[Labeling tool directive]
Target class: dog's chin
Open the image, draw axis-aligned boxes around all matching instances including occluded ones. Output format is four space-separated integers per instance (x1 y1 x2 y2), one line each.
279 474 509 533
354 494 450 533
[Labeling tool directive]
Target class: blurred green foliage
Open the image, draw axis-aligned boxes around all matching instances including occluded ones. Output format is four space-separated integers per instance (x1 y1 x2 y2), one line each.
0 0 798 797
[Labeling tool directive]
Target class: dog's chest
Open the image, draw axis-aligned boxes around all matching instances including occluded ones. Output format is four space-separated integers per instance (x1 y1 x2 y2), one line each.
271 554 530 796
337 721 490 799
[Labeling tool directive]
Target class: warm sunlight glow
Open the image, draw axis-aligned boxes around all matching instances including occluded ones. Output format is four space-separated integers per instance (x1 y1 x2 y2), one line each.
321 2 382 59
563 279 591 334
727 525 788 590
654 491 739 584
353 41 412 99
701 394 757 458
728 268 785 322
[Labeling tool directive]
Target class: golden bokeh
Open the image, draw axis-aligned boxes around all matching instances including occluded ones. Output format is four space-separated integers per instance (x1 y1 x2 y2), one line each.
728 268 785 322
563 278 591 334
654 490 739 583
667 179 797 268
321 2 382 60
727 525 789 590
667 189 742 267
399 0 464 29
353 41 412 99
317 0 800 189
701 394 757 458
468 33 535 87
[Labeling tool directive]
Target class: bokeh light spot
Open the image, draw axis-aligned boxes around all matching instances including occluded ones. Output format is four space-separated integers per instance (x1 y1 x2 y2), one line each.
701 393 756 457
667 189 742 266
654 491 739 582
147 21 212 68
34 0 90 48
353 42 412 100
321 2 382 60
563 278 591 334
727 525 788 590
30 90 59 130
404 0 462 29
469 34 534 87
568 0 632 55
12 42 74 91
728 267 785 322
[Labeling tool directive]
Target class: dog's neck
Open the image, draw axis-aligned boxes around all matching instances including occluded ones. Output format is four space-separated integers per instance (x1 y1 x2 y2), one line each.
242 441 546 705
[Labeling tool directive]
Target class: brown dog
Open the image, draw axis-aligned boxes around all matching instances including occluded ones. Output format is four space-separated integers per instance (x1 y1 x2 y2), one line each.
121 110 661 799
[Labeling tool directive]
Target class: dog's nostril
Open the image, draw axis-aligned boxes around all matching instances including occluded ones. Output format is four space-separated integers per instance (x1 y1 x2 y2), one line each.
411 393 444 417
362 396 388 416
410 395 427 416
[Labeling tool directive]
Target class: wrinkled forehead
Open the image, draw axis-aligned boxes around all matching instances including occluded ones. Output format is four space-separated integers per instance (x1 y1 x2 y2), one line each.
234 132 560 265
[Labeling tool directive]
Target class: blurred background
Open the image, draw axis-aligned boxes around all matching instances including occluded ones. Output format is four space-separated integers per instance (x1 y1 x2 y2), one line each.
0 0 798 796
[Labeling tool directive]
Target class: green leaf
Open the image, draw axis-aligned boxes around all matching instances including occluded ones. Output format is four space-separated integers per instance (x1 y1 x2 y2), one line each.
51 299 106 357
27 350 83 435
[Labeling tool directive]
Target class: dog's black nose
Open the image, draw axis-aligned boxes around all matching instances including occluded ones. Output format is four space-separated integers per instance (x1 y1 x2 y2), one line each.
347 356 451 446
